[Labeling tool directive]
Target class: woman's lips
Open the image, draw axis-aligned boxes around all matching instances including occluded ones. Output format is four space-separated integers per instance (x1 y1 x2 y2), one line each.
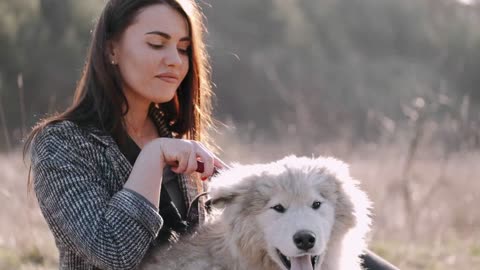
156 73 179 83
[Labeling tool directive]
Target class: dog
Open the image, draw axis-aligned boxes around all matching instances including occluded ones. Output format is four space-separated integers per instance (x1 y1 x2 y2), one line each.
140 155 372 270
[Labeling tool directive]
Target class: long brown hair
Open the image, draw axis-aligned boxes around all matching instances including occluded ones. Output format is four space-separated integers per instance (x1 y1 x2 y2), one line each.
24 0 213 155
24 0 214 192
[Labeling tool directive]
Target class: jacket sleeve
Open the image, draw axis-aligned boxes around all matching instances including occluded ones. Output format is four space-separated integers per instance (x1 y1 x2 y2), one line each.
31 124 163 270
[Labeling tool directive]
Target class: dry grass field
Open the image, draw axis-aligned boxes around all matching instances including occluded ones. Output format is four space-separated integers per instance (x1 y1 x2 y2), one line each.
1 128 479 270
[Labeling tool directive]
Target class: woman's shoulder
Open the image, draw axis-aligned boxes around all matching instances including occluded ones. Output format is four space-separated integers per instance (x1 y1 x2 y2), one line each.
34 120 87 144
41 119 80 132
31 120 110 161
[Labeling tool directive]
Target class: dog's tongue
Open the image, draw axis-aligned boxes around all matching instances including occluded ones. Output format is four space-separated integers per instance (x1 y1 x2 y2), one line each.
290 255 313 270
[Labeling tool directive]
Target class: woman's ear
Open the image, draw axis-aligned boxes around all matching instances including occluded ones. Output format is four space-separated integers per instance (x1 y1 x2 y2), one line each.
107 40 119 64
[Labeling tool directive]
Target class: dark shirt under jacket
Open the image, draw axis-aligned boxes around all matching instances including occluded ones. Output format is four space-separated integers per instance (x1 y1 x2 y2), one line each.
118 133 190 244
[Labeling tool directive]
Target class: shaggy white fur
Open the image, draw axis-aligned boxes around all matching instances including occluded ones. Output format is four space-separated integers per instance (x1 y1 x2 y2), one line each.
140 155 372 270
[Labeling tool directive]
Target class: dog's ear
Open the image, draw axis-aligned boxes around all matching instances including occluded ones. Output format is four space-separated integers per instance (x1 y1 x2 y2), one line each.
207 163 261 209
209 187 240 209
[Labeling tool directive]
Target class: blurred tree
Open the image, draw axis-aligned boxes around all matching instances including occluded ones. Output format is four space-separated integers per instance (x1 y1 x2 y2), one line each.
203 0 480 143
0 0 479 150
0 0 102 149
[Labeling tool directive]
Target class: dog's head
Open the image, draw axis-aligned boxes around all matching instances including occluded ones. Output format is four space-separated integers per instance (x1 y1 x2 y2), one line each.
208 156 371 270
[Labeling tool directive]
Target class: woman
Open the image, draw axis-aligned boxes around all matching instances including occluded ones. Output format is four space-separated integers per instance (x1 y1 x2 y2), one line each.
26 0 221 269
25 0 398 269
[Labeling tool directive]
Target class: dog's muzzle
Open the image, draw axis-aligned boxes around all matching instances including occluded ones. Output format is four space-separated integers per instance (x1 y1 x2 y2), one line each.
276 249 320 270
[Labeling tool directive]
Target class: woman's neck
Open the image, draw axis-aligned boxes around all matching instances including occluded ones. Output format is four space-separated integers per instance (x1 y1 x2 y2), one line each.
123 89 157 145
125 105 149 130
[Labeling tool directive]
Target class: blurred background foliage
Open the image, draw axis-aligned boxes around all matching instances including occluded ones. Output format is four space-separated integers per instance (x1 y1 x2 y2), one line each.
1 1 480 269
0 0 479 150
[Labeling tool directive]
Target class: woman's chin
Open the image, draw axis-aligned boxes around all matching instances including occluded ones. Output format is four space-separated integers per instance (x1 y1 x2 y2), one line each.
150 93 177 105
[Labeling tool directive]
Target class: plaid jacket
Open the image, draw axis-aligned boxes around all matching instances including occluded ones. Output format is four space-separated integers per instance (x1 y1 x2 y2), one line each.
31 107 207 270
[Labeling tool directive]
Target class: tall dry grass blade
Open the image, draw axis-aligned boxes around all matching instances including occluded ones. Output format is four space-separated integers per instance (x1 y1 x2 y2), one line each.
401 100 426 238
17 73 27 137
0 95 12 152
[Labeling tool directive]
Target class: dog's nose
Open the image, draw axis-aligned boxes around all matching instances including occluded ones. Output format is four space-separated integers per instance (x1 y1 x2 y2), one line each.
293 230 316 251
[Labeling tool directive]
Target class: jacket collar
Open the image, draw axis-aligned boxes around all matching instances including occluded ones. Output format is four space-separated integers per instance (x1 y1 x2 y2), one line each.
86 103 171 146
86 127 116 147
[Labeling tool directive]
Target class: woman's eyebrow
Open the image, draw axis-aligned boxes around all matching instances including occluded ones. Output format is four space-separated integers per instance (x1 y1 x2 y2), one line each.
145 31 191 42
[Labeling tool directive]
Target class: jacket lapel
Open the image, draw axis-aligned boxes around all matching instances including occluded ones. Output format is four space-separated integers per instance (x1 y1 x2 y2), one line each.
87 127 133 190
85 105 206 224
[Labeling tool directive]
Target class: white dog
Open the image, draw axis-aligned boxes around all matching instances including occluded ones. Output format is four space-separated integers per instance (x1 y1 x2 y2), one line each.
140 156 372 270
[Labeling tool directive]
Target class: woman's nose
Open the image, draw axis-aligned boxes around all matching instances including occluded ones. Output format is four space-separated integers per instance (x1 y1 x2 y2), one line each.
164 46 183 66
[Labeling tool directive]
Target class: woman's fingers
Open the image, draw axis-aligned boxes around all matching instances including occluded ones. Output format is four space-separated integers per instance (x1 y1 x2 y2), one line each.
193 145 214 178
159 138 219 178
201 155 215 179
171 151 188 173
185 146 199 174
195 157 229 173
196 142 228 169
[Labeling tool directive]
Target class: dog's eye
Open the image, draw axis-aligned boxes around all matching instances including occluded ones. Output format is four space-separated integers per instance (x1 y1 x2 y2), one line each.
271 204 286 213
312 201 322 210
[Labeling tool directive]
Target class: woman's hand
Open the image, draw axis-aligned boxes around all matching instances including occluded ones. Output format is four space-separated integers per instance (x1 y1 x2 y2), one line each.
157 138 226 179
124 137 223 207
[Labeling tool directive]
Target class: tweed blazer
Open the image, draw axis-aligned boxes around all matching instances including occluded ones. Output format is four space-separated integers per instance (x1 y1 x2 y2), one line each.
31 110 207 270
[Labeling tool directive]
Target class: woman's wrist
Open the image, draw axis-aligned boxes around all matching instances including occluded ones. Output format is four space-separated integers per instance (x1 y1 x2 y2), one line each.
123 138 166 208
140 137 166 167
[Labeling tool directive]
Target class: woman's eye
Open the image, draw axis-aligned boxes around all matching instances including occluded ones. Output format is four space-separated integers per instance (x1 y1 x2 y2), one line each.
312 201 322 210
271 204 286 213
148 43 164 49
177 47 190 55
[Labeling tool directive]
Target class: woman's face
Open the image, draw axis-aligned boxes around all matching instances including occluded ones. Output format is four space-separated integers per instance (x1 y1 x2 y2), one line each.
110 4 191 106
